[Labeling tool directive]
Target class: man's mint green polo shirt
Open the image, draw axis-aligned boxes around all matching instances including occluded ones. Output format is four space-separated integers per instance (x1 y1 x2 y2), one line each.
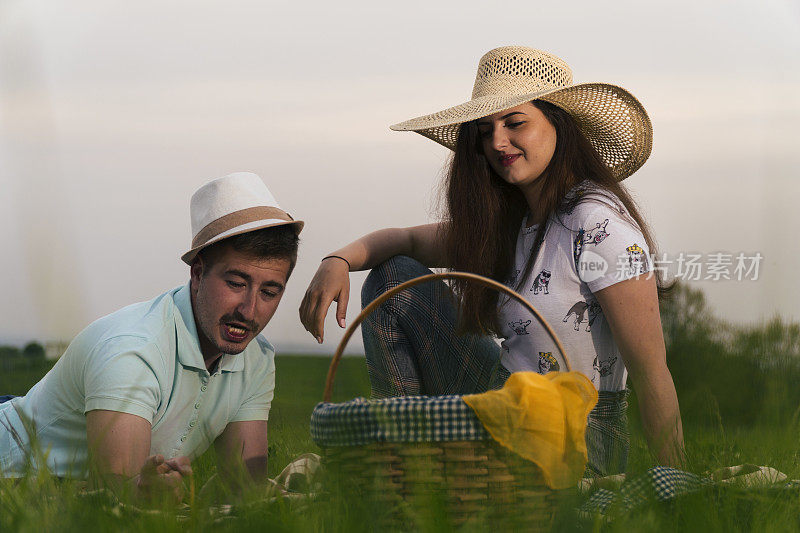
0 284 275 478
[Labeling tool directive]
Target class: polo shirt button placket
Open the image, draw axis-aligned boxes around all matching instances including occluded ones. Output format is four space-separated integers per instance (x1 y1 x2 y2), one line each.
182 376 207 449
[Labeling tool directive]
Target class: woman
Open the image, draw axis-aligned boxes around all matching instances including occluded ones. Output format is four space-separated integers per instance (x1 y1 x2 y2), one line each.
300 46 683 475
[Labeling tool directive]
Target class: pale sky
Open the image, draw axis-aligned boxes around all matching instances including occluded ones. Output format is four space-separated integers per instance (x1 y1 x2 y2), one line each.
0 0 798 354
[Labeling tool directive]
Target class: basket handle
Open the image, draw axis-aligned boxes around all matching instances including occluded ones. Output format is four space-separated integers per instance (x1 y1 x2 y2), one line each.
322 271 571 402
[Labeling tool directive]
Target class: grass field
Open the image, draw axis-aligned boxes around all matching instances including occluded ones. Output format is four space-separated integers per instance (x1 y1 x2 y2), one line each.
3 284 800 531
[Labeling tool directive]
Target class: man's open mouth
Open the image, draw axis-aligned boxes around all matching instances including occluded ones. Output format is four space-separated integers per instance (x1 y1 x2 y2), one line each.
222 323 249 341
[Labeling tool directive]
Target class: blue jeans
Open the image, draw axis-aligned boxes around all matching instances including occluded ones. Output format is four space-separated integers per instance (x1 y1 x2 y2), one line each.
360 255 629 476
0 395 16 404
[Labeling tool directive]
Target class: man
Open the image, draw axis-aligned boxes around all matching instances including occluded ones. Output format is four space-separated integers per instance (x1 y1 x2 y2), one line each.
0 172 303 501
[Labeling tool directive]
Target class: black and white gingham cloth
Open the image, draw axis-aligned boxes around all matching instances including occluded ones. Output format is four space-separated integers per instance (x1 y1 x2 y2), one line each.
310 395 489 447
580 467 710 517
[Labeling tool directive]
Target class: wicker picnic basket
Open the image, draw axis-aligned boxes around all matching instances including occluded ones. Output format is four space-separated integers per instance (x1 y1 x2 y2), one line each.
311 272 575 527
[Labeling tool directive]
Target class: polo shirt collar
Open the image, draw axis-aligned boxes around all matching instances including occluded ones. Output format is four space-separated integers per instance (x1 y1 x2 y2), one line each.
173 283 245 373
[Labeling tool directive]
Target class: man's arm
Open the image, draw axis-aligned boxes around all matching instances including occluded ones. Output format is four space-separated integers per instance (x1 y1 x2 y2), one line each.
213 420 269 491
86 410 192 502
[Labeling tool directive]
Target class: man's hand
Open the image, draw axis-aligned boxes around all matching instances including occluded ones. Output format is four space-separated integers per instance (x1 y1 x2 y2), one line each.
132 454 193 504
87 410 193 505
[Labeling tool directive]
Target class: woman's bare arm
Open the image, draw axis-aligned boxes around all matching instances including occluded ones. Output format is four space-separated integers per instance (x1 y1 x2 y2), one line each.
594 275 685 466
299 223 445 343
326 223 446 271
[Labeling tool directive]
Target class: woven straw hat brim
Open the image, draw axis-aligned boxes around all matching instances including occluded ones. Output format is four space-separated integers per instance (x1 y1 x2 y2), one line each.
390 82 652 181
181 219 304 265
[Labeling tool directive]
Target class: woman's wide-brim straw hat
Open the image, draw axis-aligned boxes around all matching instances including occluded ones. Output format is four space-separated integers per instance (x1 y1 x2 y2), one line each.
390 46 653 181
181 172 304 265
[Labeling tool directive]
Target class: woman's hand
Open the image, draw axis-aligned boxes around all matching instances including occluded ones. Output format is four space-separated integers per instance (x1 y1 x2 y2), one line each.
299 256 351 343
298 224 445 343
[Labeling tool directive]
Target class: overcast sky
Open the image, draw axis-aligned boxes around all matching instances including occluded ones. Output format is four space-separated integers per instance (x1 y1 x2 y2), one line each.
0 0 798 354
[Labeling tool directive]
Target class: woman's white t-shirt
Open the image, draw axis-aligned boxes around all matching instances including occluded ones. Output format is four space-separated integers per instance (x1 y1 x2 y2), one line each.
498 186 652 391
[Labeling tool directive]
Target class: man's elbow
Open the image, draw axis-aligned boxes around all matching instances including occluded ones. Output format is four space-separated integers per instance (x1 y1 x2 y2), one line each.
243 454 269 483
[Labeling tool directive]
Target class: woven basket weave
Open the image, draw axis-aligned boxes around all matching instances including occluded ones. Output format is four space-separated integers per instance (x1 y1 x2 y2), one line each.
314 272 573 527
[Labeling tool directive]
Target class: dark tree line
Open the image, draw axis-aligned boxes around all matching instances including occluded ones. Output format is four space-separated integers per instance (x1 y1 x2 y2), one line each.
0 342 47 371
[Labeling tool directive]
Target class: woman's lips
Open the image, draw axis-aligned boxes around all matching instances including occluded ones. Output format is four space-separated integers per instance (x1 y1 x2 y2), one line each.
500 154 521 167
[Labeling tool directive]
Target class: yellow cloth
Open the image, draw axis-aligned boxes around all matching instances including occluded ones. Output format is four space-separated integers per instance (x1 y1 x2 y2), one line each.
463 371 598 490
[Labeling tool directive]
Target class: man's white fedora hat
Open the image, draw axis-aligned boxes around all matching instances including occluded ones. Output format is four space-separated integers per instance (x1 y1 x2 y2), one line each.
181 172 304 265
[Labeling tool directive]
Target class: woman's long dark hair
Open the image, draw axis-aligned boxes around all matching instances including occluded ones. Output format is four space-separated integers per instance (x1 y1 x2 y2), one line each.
443 99 668 335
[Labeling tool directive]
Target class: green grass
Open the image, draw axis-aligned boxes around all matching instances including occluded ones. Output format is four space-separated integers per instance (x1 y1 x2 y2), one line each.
262 355 371 479
3 284 800 531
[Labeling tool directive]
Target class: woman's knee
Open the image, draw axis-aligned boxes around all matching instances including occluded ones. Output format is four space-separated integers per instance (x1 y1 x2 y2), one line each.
361 255 431 307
